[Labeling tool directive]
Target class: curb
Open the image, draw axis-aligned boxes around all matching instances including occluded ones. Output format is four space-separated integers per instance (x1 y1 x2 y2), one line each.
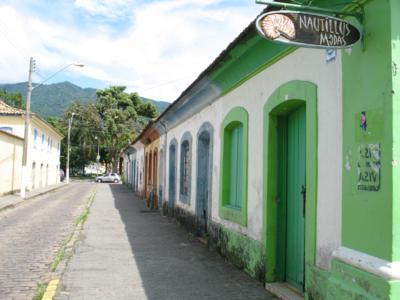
0 184 68 213
42 187 97 299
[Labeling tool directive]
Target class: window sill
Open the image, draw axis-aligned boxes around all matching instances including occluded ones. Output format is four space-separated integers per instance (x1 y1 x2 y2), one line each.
219 205 247 226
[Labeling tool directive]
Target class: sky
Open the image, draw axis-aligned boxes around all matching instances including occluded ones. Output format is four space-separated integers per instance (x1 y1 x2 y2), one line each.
0 0 261 102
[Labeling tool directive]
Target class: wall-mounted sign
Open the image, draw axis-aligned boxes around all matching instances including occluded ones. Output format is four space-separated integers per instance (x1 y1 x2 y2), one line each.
357 144 380 192
256 11 362 49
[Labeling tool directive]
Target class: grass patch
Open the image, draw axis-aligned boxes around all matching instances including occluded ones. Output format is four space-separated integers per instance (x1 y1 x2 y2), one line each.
51 232 74 272
32 282 47 300
74 207 90 226
50 190 95 272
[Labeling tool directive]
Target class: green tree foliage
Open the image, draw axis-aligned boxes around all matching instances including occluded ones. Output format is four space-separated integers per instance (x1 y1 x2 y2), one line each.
64 102 102 174
0 89 25 109
58 86 158 174
96 87 146 172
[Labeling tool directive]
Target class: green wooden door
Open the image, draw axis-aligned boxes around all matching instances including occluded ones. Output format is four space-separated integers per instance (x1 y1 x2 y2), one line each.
277 105 306 290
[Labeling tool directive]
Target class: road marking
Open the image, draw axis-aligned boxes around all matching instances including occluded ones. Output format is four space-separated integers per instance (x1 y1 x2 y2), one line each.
42 279 59 300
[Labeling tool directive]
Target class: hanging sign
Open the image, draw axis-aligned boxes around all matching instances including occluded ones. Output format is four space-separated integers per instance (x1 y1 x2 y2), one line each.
256 11 362 48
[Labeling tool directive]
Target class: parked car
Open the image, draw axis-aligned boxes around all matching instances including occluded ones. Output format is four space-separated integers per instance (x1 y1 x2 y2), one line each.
95 173 121 183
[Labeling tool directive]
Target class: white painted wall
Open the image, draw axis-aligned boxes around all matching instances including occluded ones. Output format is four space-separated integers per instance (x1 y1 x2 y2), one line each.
0 131 23 195
28 118 63 189
0 115 63 190
132 141 145 196
163 47 342 270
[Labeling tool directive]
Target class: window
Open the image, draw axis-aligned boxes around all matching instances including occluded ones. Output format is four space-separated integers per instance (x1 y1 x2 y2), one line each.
220 107 248 226
226 124 243 208
47 137 51 152
41 134 45 150
34 129 38 147
0 126 13 134
180 132 192 203
181 142 190 194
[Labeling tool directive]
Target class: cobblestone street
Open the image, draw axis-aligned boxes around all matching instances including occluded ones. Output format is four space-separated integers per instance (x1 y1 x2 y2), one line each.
57 184 275 300
0 182 95 300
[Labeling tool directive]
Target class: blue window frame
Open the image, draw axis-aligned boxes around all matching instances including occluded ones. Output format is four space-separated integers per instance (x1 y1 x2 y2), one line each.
180 132 192 204
0 126 13 134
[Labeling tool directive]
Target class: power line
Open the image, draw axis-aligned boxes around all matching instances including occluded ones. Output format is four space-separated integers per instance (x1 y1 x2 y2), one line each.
0 19 30 59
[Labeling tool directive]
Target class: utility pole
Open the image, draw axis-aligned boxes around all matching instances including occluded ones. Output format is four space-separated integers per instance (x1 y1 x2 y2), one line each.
95 136 100 176
66 113 76 184
19 62 84 196
20 57 34 198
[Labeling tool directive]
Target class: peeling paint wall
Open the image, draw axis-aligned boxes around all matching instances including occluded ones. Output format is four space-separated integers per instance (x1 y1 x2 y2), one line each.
162 47 342 271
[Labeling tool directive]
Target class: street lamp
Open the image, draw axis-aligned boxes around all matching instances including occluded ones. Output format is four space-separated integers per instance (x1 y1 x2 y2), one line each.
20 58 84 198
95 136 100 176
66 112 78 184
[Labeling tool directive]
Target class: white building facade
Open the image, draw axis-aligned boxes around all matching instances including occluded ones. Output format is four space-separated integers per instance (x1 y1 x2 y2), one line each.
0 101 63 193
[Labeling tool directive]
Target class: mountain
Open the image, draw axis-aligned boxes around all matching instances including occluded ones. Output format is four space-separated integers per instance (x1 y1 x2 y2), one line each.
141 97 170 114
0 81 169 118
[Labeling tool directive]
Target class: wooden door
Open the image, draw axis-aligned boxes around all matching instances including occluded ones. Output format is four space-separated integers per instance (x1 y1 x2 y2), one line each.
278 105 306 290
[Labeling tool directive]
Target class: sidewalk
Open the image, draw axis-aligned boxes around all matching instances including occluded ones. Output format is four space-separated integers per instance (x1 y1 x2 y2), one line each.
0 182 67 211
57 184 275 300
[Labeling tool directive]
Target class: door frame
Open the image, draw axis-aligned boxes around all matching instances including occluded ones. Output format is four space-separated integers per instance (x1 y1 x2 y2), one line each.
263 80 317 291
168 139 178 211
195 122 214 235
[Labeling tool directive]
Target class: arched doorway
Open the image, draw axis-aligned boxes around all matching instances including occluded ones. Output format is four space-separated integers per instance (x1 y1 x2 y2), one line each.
46 164 49 186
40 163 43 188
144 153 148 198
196 123 213 236
152 149 158 209
32 162 36 189
264 80 317 292
168 140 177 215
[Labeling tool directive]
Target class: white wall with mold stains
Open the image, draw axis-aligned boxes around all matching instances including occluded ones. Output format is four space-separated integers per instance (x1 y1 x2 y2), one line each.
162 47 342 270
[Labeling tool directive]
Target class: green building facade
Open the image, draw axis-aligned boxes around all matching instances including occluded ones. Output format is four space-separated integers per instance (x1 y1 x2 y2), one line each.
125 0 400 298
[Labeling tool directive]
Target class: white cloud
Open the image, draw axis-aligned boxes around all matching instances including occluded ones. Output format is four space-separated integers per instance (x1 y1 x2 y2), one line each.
73 0 133 19
0 1 261 102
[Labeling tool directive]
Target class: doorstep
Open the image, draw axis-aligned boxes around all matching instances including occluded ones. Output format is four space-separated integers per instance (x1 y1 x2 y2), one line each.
265 282 303 300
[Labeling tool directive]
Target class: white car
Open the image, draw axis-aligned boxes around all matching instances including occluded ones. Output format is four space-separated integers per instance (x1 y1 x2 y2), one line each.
95 173 120 183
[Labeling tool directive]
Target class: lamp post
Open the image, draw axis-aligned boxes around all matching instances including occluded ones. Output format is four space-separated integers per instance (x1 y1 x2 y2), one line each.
20 59 84 198
66 112 78 184
95 136 100 176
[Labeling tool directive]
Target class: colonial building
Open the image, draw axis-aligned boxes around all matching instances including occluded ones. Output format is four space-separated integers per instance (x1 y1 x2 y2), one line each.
0 100 63 195
123 1 400 298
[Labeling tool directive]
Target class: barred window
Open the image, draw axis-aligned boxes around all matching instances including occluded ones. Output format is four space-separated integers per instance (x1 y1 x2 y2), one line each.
179 133 192 203
181 141 190 195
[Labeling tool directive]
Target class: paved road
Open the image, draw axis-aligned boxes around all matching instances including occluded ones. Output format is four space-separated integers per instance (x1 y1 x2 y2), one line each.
0 182 95 300
57 184 275 300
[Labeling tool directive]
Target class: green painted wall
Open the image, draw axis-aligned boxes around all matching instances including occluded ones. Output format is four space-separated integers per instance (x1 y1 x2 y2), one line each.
342 0 393 260
208 222 265 281
390 0 400 262
327 259 391 300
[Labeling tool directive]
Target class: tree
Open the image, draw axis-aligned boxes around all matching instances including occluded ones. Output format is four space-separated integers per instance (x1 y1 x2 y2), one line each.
58 86 158 175
0 89 25 109
137 102 158 119
63 102 102 175
95 87 158 172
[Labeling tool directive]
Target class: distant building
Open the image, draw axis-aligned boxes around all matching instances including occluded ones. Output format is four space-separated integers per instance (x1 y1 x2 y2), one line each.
0 100 64 195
